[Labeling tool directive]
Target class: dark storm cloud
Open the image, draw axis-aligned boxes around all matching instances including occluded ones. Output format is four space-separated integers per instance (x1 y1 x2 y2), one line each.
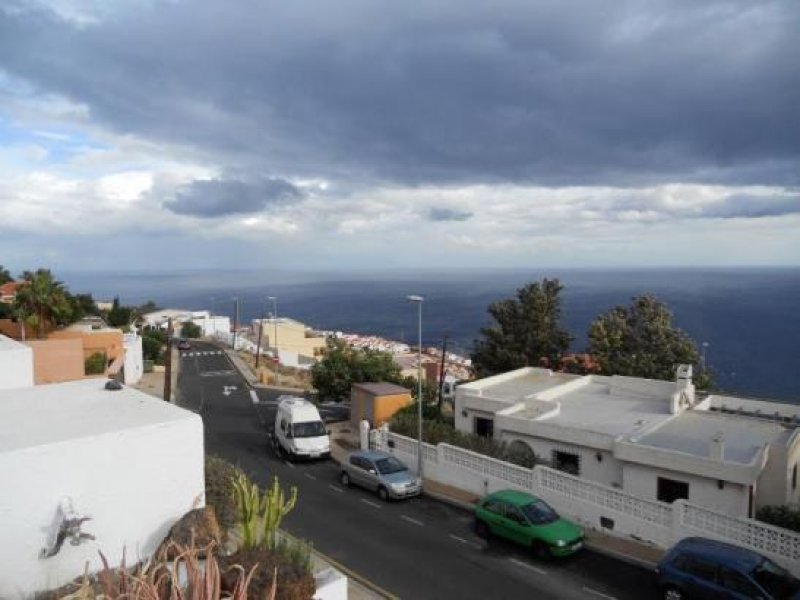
165 177 303 218
429 207 473 222
698 194 800 219
0 0 798 187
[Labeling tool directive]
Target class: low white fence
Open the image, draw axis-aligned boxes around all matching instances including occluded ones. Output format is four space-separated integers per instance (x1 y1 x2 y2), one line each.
378 430 800 574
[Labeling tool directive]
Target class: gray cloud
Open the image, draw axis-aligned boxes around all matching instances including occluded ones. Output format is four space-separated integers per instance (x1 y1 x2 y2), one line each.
165 177 303 218
0 0 798 189
697 194 800 219
429 207 473 222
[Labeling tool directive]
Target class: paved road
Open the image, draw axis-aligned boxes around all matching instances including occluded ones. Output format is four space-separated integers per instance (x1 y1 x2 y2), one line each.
177 341 661 600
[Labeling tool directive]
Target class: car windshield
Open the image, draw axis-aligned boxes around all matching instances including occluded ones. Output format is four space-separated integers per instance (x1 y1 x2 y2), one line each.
291 421 326 438
375 456 407 474
752 558 796 598
521 499 559 525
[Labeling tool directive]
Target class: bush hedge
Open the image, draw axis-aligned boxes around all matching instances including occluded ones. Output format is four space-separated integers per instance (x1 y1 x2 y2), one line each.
756 505 800 533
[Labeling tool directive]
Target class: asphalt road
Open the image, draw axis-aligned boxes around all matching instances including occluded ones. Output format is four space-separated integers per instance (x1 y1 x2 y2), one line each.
177 340 661 600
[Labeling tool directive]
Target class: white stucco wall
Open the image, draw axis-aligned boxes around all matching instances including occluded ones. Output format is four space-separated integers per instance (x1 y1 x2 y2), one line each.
622 462 749 517
123 333 144 385
0 386 204 598
0 335 34 390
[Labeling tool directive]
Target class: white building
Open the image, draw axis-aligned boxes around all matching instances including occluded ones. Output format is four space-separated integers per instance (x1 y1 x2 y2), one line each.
141 309 230 337
122 332 144 385
0 334 34 390
455 366 800 518
0 379 204 598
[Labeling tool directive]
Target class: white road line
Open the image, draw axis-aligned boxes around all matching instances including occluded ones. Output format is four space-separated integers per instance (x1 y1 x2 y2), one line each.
284 461 295 469
250 390 260 404
304 473 317 481
582 587 617 600
361 499 382 509
448 534 483 549
328 484 344 493
508 557 547 576
400 515 424 526
449 534 469 544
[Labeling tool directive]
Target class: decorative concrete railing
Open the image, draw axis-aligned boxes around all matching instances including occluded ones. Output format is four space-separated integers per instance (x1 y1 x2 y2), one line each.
382 430 800 575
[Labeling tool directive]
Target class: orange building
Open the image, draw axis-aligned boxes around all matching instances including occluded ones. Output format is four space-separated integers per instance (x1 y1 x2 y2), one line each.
350 382 412 428
24 338 85 384
47 322 125 378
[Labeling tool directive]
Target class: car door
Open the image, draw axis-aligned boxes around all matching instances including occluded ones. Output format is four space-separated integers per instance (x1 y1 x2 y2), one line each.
348 456 369 488
682 557 726 599
720 567 769 600
480 499 509 539
360 457 380 491
502 505 530 546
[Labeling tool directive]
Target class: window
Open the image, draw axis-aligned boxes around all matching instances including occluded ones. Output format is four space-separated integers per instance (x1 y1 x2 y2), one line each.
503 505 526 524
521 499 559 525
475 417 494 438
375 456 406 475
553 451 580 476
683 557 717 582
350 456 369 470
721 568 759 597
482 499 504 515
657 477 689 503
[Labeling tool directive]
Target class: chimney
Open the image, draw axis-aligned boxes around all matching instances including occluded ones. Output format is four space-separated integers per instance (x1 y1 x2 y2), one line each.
709 431 725 461
676 364 695 406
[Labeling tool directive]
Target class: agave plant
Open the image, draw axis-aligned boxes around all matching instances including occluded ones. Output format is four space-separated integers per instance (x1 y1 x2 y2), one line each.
232 474 297 552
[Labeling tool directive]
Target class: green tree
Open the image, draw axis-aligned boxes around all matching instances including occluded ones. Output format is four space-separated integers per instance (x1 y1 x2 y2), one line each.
312 338 406 401
106 296 134 328
0 265 11 285
84 351 107 375
471 278 572 377
181 321 203 339
588 295 712 388
67 293 99 320
14 269 74 338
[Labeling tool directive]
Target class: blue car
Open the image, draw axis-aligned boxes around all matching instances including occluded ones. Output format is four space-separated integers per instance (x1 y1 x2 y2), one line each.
656 537 800 599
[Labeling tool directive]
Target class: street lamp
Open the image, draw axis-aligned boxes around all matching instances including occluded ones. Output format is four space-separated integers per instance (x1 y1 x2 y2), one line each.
268 296 279 387
407 294 424 479
701 342 710 372
232 296 239 350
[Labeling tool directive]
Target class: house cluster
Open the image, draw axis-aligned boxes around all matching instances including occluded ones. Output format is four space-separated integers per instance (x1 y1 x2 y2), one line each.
455 366 800 518
141 308 231 338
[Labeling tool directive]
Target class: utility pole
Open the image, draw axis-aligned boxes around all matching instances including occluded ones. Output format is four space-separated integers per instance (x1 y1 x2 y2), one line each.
255 301 266 369
437 333 448 414
268 296 278 387
231 297 239 350
163 318 173 402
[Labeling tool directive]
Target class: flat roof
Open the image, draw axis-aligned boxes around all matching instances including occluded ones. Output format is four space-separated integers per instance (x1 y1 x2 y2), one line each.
352 382 411 396
480 371 579 401
0 334 29 353
635 411 791 464
0 379 197 453
536 379 675 437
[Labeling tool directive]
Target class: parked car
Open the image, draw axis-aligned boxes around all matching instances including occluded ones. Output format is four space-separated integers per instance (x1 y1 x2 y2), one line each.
339 449 421 501
273 396 330 460
656 537 800 600
177 339 192 351
473 489 584 559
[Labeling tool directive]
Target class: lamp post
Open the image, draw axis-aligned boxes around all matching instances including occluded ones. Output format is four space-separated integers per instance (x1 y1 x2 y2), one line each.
268 296 279 387
231 296 239 350
701 341 710 373
407 294 424 479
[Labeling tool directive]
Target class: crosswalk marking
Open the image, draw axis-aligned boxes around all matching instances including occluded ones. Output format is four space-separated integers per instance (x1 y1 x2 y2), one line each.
181 350 224 358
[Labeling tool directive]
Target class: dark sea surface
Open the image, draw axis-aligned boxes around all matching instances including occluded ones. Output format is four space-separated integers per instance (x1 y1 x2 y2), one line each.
61 268 800 402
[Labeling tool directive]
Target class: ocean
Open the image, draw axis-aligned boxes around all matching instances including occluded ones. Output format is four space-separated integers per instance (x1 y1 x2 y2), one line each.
61 267 800 402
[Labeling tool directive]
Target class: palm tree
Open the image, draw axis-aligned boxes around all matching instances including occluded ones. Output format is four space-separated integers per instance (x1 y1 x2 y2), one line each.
13 269 73 339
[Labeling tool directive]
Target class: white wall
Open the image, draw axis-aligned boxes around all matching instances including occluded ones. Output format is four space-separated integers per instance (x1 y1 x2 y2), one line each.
0 341 34 390
621 462 749 517
123 334 143 385
0 417 204 598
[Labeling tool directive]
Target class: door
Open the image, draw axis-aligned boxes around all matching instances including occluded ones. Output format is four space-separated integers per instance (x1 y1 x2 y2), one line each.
361 457 381 491
480 499 507 538
348 456 369 488
682 557 726 599
502 505 531 545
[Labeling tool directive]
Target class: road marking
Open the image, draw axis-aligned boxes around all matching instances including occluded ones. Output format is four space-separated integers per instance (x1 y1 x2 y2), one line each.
508 557 547 576
283 461 295 468
582 587 617 600
250 390 260 404
400 515 423 526
449 534 484 550
304 473 317 481
450 534 469 544
328 484 344 493
361 499 382 509
200 370 236 377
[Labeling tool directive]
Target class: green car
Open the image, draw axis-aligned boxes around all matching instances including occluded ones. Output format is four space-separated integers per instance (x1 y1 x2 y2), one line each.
474 490 584 558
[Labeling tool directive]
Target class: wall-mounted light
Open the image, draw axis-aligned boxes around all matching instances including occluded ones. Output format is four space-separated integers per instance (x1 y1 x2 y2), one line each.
595 452 603 462
461 409 468 418
717 480 725 490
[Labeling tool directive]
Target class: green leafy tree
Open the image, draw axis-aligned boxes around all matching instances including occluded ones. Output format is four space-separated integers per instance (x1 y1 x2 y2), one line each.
181 321 203 339
14 269 74 338
67 293 100 320
471 278 572 377
84 352 107 375
0 265 11 285
588 295 712 388
106 296 134 328
312 338 407 401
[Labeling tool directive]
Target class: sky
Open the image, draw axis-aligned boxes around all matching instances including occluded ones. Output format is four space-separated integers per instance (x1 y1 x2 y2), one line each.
0 0 798 274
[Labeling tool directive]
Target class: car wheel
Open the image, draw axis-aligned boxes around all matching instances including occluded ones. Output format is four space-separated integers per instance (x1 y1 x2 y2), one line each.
474 519 490 539
532 541 550 560
340 471 350 486
662 586 683 600
377 486 389 502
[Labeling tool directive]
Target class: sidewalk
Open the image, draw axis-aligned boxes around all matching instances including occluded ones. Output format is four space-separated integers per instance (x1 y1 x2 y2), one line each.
328 422 664 571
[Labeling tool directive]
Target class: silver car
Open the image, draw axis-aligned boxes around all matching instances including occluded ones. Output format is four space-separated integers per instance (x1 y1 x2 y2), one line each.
340 449 422 501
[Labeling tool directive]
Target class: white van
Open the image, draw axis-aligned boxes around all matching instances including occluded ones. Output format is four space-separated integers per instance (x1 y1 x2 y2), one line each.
273 396 330 460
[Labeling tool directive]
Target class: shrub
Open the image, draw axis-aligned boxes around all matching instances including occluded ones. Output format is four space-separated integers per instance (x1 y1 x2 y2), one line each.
181 321 203 339
84 352 107 375
756 505 800 533
232 474 297 551
220 546 314 600
390 411 541 468
205 455 248 532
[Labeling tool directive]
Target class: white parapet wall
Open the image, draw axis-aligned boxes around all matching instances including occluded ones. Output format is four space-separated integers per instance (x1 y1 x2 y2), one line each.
0 379 205 598
0 334 34 390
